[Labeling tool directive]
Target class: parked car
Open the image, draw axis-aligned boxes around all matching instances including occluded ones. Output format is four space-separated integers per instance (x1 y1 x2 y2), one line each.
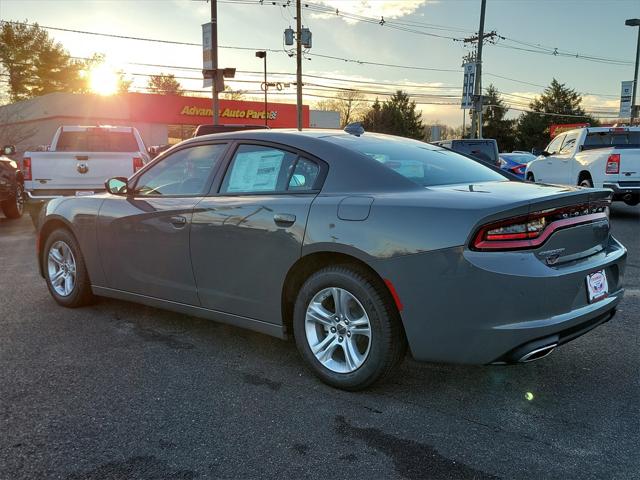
431 139 500 167
0 145 24 219
526 127 640 206
23 126 149 205
36 129 626 390
499 152 537 179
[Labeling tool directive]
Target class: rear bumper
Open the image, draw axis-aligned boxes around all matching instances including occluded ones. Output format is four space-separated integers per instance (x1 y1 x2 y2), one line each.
377 235 627 364
26 190 104 202
603 182 640 196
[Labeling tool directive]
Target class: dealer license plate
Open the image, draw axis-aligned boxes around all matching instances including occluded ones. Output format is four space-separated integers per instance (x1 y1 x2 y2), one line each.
586 270 608 303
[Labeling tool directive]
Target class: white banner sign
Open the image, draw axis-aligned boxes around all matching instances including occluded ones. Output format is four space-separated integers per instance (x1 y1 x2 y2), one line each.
202 22 213 88
461 62 476 109
619 80 633 118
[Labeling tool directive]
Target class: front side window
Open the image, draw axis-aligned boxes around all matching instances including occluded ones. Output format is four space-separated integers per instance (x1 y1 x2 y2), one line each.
546 134 565 155
221 145 301 194
133 144 226 196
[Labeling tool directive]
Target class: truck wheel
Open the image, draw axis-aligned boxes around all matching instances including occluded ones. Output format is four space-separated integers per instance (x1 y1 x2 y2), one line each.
623 195 640 206
526 172 535 182
1 183 24 219
293 265 406 391
42 228 95 307
579 177 593 188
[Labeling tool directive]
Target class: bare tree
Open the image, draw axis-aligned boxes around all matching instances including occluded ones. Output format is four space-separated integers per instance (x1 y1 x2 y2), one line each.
0 103 38 152
315 90 367 127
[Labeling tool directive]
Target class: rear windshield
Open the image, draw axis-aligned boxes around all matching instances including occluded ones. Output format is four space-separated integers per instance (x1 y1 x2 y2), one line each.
57 131 139 152
583 131 640 150
326 135 507 187
451 140 498 164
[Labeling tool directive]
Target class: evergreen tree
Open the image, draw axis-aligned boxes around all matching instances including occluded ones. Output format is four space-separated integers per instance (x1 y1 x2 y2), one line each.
0 22 88 101
482 84 516 151
362 91 424 139
516 79 598 150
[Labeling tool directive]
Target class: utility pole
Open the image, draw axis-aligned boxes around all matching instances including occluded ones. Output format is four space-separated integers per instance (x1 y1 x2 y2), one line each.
211 0 219 125
465 1 493 138
625 18 640 125
296 0 303 130
475 0 486 138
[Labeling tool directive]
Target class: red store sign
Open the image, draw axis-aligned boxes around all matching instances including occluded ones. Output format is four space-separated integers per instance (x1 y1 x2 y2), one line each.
126 92 309 128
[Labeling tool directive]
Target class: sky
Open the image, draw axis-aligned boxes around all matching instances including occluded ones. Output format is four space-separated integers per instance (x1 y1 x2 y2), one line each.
1 0 639 126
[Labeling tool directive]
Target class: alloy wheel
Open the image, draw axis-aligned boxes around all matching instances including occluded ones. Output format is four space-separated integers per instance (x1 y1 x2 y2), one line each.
47 240 77 297
305 287 372 373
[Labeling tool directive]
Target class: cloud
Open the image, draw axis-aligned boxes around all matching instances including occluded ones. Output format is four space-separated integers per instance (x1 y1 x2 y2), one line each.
310 1 430 24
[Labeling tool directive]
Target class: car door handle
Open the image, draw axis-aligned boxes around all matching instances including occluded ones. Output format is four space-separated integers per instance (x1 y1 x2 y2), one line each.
273 213 296 227
170 215 187 227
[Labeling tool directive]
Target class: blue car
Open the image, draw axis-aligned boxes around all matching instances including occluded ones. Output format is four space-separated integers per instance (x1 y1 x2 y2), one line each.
499 152 537 179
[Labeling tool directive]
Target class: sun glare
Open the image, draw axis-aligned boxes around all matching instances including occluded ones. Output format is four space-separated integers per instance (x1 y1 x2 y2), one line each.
89 64 119 95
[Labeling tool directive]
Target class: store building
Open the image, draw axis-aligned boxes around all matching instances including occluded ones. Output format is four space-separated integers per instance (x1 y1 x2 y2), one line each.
0 92 340 152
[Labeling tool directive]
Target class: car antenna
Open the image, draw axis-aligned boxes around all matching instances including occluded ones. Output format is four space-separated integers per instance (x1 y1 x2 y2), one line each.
344 122 365 137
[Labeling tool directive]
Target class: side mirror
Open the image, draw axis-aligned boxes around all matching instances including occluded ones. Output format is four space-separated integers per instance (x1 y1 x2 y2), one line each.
105 177 129 195
2 145 16 156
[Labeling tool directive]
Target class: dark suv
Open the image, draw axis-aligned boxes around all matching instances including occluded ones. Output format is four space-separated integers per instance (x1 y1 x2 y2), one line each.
0 145 24 219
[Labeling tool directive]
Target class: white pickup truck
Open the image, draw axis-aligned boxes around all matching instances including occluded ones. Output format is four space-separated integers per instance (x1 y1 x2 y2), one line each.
23 125 148 203
526 127 640 206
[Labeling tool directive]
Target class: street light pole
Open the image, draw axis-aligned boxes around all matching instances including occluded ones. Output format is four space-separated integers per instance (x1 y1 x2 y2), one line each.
625 19 640 125
475 0 487 138
256 51 268 127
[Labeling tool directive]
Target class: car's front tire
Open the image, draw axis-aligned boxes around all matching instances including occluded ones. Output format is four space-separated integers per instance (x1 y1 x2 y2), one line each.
1 183 24 219
293 265 406 391
42 228 94 307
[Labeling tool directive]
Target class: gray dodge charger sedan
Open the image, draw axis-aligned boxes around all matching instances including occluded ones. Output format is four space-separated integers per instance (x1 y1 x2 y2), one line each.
37 129 626 390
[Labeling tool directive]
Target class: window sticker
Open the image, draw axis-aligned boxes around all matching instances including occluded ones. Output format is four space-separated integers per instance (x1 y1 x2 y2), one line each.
226 151 284 192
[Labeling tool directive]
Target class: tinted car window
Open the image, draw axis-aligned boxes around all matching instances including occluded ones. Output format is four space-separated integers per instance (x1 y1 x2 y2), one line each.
134 144 226 196
451 140 498 164
288 158 320 191
57 131 139 152
221 145 298 193
583 131 640 149
327 135 506 187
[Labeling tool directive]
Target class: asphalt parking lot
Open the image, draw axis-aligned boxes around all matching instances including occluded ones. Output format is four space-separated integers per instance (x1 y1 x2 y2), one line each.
0 204 638 480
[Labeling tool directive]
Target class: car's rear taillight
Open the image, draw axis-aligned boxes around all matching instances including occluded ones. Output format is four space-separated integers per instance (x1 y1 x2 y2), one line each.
472 201 610 251
605 154 620 174
511 164 526 175
23 157 32 180
133 157 144 172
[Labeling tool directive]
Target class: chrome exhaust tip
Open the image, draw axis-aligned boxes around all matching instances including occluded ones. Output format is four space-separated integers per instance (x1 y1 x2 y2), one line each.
518 343 558 363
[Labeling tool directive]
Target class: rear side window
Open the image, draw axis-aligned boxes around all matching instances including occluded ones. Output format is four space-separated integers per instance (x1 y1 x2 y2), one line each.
327 135 506 187
57 131 139 152
559 132 578 154
583 131 640 149
220 145 321 194
451 141 498 164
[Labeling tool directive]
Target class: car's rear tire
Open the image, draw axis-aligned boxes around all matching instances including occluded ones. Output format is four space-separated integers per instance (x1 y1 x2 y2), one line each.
293 265 406 391
1 183 24 219
42 228 94 307
526 172 535 182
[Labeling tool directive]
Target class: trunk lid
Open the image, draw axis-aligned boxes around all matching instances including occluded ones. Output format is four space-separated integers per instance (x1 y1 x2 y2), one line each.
429 181 611 264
